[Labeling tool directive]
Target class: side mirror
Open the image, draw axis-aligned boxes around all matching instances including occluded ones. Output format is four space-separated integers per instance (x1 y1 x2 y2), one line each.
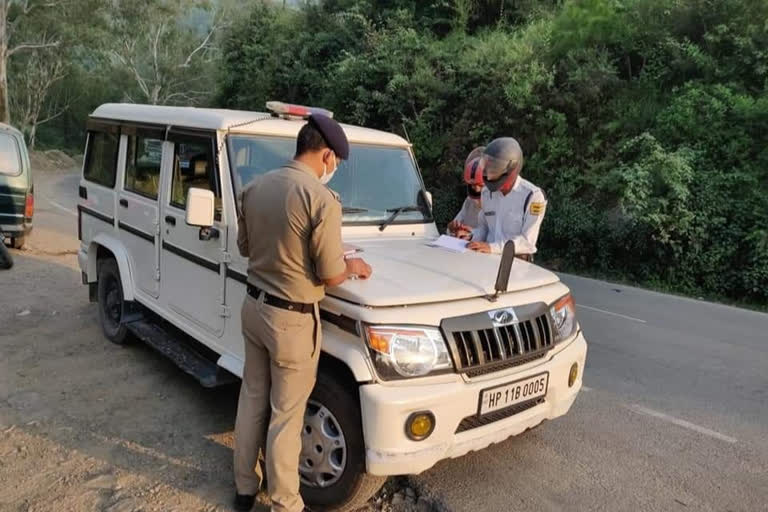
185 188 215 227
424 190 433 208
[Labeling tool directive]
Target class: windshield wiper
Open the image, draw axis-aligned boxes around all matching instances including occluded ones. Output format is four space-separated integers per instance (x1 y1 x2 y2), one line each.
342 206 369 214
379 205 422 231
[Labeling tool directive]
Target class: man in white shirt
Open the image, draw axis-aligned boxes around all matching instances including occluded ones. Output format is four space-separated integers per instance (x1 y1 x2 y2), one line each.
457 138 547 261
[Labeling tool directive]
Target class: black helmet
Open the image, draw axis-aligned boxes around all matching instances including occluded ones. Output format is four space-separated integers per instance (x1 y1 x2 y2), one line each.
481 137 524 192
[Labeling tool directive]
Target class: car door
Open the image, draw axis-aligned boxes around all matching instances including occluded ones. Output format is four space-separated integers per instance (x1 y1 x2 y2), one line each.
79 123 119 242
160 131 226 336
117 126 167 299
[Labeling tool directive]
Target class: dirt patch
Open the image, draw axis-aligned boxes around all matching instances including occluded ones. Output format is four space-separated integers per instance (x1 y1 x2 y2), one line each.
364 478 449 512
0 252 451 512
29 150 82 173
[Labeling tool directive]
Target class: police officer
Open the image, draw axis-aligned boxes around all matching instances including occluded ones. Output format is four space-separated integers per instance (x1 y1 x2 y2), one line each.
233 114 372 512
459 137 546 261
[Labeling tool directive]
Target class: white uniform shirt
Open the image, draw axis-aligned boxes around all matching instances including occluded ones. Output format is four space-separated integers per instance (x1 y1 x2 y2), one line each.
471 177 547 255
452 197 483 229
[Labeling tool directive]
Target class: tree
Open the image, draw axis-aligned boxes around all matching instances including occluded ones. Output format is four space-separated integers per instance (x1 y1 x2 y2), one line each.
8 47 68 148
0 0 62 123
108 0 225 106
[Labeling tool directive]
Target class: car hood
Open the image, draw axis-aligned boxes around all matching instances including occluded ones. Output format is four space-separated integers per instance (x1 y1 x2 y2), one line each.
330 238 560 307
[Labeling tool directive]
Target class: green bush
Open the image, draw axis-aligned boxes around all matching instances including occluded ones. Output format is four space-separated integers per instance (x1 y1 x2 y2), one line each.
217 0 768 305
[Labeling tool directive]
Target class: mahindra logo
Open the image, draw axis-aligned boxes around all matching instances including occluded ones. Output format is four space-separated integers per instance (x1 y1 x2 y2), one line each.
489 308 518 326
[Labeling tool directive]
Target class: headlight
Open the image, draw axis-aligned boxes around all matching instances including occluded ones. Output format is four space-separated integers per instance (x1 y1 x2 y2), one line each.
549 294 578 341
364 325 453 380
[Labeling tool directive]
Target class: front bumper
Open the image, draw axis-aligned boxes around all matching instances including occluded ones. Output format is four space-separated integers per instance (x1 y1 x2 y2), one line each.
359 331 587 476
0 221 32 237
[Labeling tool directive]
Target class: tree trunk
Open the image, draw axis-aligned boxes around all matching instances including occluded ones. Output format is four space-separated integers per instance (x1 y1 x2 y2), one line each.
28 123 36 150
0 51 8 124
0 0 9 124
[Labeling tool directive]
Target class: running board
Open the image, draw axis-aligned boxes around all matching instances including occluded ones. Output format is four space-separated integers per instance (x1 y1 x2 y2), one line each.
126 320 238 388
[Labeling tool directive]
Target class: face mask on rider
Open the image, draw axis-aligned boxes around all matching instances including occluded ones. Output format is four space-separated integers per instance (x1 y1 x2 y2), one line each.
320 152 338 185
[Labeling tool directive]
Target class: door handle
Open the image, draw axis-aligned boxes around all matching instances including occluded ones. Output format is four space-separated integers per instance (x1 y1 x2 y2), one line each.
119 198 128 208
79 186 88 199
164 215 176 226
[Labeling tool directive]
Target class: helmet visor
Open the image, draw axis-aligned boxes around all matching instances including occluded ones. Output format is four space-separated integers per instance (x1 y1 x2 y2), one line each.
464 157 483 186
465 146 485 167
480 153 517 181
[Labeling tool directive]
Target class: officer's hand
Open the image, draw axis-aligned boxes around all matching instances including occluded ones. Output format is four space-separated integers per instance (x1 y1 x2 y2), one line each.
346 257 372 280
456 230 472 240
447 220 461 233
468 241 491 253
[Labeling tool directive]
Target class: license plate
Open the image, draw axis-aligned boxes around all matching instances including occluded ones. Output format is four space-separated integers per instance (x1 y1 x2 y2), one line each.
479 372 549 415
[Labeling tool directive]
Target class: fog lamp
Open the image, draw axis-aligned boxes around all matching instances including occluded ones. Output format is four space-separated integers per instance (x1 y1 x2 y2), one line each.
568 362 579 388
405 412 435 441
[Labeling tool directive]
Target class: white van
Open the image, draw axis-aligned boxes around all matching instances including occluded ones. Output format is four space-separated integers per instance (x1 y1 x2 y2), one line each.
78 103 588 511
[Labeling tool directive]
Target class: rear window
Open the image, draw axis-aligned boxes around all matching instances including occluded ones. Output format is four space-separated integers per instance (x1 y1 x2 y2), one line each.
84 131 119 187
0 133 21 176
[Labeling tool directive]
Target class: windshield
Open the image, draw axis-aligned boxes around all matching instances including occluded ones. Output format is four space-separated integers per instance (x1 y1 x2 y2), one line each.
228 135 431 224
0 133 21 176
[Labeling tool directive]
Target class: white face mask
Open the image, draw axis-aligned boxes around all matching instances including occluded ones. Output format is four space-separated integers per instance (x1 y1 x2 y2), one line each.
320 153 338 185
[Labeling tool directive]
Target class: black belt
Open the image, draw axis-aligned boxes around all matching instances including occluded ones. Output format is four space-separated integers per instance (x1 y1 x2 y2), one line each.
247 284 314 314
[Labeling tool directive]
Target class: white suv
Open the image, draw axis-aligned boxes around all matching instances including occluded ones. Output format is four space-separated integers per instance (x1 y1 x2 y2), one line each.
77 102 588 511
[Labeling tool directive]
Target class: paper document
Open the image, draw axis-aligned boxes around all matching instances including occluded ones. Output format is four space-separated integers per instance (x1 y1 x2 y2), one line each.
343 243 363 258
428 235 469 253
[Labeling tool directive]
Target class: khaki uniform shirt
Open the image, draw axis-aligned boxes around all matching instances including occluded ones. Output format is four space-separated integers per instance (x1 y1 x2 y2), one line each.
471 177 547 255
237 160 346 304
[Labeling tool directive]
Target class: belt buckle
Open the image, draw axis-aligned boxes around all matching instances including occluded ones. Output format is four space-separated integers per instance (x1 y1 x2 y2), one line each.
288 304 294 311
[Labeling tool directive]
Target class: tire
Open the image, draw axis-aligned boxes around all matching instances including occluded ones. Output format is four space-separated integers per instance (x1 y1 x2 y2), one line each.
97 259 131 345
300 372 387 511
0 241 13 269
11 236 24 249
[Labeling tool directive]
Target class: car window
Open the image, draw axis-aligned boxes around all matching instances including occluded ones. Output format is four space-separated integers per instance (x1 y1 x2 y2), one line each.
228 135 430 224
170 137 221 217
84 131 119 187
125 135 162 199
228 135 295 191
0 133 22 177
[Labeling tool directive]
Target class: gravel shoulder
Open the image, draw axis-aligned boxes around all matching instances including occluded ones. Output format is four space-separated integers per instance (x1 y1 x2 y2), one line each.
0 214 443 512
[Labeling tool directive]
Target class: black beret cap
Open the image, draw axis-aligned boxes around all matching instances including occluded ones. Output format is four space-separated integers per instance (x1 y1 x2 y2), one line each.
308 114 350 160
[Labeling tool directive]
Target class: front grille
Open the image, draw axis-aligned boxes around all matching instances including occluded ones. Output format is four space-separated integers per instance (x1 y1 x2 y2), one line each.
463 352 547 378
455 397 544 433
441 303 555 376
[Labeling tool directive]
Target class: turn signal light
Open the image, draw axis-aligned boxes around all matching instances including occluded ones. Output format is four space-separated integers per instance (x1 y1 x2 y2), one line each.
24 193 34 219
405 412 435 441
568 362 579 388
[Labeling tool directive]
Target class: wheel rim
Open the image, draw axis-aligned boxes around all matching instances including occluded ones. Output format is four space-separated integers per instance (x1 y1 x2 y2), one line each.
300 399 347 488
103 275 122 327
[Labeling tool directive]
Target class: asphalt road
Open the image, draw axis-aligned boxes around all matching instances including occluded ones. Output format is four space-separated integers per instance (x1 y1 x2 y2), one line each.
25 170 80 254
14 170 768 511
417 275 768 511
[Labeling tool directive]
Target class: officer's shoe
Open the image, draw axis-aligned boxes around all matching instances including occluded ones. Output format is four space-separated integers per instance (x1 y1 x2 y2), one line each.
233 493 256 512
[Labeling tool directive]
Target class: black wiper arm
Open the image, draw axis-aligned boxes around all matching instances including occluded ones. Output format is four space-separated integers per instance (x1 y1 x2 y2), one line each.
342 206 369 214
379 205 422 231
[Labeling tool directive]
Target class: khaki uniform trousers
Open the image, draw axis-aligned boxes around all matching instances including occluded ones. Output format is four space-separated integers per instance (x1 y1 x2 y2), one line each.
234 292 320 512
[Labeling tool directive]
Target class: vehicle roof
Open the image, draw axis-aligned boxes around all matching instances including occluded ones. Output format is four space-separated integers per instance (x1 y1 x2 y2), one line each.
90 103 410 147
0 123 24 138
